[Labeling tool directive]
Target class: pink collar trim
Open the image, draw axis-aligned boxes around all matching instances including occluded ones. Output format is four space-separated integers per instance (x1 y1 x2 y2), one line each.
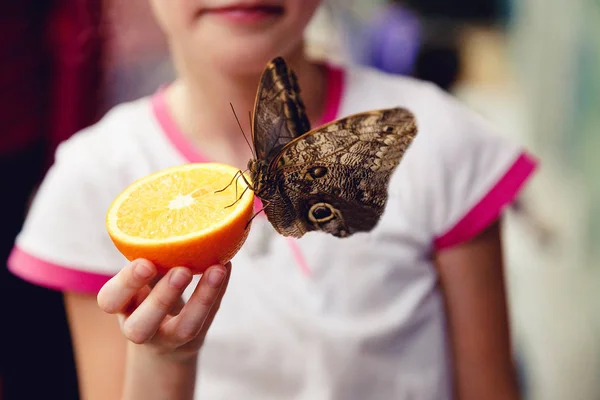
151 64 345 163
151 89 211 163
318 64 344 125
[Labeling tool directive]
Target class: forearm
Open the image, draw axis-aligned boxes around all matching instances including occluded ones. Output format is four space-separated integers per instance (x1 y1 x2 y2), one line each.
122 343 198 400
447 254 521 400
451 349 520 400
436 220 521 400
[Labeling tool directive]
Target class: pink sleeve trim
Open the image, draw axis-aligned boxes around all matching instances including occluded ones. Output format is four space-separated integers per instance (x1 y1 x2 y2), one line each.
7 246 112 294
434 152 539 250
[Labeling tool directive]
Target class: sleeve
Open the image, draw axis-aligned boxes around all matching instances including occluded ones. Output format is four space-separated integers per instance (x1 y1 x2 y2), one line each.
8 136 128 294
403 84 539 250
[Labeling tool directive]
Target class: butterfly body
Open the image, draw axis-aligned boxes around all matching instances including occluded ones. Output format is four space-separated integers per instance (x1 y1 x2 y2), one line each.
247 57 418 239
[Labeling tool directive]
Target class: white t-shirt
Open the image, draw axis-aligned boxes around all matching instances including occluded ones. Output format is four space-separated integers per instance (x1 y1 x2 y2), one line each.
9 64 537 400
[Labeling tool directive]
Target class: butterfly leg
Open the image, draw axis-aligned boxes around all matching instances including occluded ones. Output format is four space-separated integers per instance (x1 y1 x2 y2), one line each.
214 170 241 193
224 185 250 209
245 200 270 229
237 171 254 190
215 169 250 195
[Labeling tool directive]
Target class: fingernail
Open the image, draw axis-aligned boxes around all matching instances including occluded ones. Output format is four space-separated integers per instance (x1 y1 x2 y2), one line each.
207 268 225 288
134 262 154 280
169 269 191 289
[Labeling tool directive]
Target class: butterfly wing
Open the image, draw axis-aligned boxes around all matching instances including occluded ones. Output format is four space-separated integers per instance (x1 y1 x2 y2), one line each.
251 57 311 165
264 108 418 238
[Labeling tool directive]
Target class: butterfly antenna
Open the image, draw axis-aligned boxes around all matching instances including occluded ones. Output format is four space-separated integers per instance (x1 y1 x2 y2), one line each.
229 103 255 159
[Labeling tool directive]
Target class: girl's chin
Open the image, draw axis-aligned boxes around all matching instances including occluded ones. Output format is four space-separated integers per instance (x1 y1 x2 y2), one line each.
188 40 302 76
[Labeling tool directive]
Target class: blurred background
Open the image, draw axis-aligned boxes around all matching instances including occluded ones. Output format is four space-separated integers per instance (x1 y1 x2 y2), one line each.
1 0 598 399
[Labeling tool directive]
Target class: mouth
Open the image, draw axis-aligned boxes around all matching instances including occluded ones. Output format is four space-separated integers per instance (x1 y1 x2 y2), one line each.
200 3 284 23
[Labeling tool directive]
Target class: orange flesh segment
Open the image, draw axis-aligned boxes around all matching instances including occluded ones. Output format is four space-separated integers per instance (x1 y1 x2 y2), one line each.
116 168 247 240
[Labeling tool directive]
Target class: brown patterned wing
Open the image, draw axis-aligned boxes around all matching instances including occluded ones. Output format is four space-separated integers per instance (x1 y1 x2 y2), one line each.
264 108 417 238
251 57 311 165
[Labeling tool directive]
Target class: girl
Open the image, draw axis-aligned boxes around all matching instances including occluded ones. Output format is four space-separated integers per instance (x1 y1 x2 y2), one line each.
9 1 537 399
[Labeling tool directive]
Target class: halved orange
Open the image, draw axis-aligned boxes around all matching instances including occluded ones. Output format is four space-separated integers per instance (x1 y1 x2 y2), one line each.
106 163 254 274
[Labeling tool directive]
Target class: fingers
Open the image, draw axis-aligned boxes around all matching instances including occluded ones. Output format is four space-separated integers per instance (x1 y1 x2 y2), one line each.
122 267 193 344
166 263 230 344
97 259 157 314
192 264 231 335
97 259 231 348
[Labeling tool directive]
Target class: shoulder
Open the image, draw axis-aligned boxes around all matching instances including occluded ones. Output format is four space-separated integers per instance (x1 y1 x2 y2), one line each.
342 64 500 137
56 97 154 173
50 95 178 194
341 63 525 177
340 65 538 248
341 63 441 110
340 64 517 156
343 63 434 97
9 96 169 291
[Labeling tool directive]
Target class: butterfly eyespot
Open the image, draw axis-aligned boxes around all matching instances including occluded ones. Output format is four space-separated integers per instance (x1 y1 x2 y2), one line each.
308 202 336 223
313 206 331 219
308 166 328 179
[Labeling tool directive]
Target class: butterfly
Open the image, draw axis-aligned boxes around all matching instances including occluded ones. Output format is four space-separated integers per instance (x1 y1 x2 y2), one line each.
244 57 418 239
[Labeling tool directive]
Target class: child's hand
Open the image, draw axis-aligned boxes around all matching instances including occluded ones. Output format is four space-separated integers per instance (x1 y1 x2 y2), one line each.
97 259 230 361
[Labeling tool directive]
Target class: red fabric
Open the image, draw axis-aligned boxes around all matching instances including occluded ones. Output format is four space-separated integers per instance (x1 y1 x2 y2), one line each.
0 1 104 170
46 0 104 168
0 2 51 157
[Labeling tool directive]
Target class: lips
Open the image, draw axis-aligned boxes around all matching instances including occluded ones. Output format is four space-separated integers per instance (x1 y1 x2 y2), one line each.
201 3 284 20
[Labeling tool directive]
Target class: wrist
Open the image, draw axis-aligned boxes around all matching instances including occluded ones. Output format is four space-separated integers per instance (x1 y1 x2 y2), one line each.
132 342 199 365
124 343 198 400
